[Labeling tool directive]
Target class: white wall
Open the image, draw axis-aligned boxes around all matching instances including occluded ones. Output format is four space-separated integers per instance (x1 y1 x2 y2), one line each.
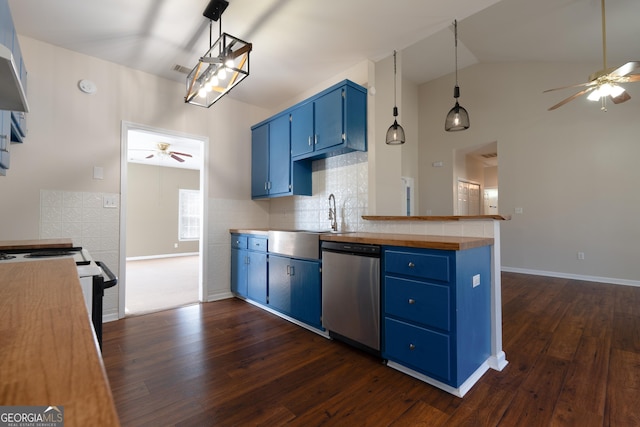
418 61 640 284
0 36 272 314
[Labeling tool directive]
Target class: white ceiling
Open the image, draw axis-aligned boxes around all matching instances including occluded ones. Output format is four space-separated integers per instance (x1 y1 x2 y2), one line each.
7 0 640 167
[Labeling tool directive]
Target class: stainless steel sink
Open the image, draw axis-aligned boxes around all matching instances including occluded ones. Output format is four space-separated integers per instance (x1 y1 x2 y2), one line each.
268 230 323 259
268 230 355 259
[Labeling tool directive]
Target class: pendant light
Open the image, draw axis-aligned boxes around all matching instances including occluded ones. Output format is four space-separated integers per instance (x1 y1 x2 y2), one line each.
386 50 405 145
444 20 470 132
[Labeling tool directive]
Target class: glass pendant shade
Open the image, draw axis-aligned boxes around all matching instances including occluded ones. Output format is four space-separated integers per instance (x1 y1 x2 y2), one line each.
445 101 470 131
386 112 406 145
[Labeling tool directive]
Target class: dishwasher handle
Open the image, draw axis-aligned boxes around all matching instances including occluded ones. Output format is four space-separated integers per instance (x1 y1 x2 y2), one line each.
321 241 380 257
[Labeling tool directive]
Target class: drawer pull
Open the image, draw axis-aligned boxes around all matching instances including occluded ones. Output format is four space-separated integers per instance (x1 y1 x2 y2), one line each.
409 343 416 351
408 298 415 305
408 262 415 268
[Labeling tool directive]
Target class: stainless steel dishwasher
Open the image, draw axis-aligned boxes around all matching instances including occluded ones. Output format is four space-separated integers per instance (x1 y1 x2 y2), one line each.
321 241 381 354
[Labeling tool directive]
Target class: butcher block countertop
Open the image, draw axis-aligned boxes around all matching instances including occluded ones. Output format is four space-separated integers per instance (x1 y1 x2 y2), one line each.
320 232 493 251
229 229 493 251
0 238 74 251
0 259 120 426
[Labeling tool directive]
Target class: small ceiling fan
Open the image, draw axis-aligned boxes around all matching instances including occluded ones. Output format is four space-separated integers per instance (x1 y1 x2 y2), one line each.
545 0 640 111
144 142 193 163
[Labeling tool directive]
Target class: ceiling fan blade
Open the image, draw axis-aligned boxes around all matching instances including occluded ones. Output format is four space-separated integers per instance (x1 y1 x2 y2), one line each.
145 154 155 159
547 87 596 111
171 151 193 158
170 154 185 163
609 61 640 77
611 91 631 104
543 81 594 93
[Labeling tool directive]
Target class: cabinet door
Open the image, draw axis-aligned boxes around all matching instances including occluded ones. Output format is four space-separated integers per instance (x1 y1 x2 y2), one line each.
289 258 322 328
268 254 291 315
231 248 248 297
267 114 291 195
247 251 267 304
314 88 344 151
290 103 314 158
251 123 269 198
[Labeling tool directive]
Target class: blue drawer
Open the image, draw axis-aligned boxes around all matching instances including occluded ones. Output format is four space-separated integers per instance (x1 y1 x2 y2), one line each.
384 317 451 384
385 249 451 282
248 237 267 252
231 234 247 249
385 276 450 331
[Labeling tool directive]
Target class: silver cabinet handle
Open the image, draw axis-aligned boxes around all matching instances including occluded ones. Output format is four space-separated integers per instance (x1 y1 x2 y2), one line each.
408 262 415 268
408 298 415 305
409 344 416 351
290 265 295 276
308 136 312 146
314 135 318 145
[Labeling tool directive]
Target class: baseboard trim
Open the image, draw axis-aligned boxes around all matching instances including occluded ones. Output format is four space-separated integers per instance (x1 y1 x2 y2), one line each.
502 267 640 288
126 252 199 261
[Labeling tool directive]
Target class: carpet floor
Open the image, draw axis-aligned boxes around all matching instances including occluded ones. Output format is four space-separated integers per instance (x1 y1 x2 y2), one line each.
125 255 200 316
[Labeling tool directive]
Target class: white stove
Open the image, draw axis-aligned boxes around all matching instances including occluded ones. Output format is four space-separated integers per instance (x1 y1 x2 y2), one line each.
0 246 117 349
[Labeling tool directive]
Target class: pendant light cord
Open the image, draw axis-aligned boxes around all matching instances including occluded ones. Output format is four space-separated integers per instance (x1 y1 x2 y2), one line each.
393 50 398 112
454 19 459 88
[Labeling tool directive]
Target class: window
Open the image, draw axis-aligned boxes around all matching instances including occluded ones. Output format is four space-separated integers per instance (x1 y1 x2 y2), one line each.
179 189 201 241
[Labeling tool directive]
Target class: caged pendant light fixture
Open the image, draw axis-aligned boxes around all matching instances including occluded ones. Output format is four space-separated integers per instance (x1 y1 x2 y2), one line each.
185 0 252 108
444 19 470 132
386 50 406 145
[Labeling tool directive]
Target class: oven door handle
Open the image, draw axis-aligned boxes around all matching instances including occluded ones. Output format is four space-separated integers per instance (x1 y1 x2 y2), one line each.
96 261 118 289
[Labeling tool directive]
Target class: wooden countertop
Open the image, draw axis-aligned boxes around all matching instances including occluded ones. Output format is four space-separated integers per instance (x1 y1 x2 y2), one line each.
0 238 74 251
229 229 493 251
0 259 120 426
320 232 493 250
362 215 511 221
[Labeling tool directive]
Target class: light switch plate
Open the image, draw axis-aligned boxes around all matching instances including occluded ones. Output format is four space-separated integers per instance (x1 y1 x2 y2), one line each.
103 194 118 208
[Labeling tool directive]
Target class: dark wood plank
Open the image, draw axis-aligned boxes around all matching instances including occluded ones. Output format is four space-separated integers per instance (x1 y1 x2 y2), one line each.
102 273 640 427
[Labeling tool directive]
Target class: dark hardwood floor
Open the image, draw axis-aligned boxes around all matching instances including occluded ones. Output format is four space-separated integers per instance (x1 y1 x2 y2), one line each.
102 272 640 426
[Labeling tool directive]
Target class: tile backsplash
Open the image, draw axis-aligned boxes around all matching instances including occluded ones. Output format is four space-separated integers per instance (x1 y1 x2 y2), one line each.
270 151 369 231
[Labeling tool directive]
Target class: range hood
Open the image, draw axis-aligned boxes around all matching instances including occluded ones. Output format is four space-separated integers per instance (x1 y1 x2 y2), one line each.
0 44 29 113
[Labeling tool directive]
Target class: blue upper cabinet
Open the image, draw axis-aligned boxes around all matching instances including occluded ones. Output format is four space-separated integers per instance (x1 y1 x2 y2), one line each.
0 0 28 150
251 80 366 199
251 114 312 199
290 80 367 161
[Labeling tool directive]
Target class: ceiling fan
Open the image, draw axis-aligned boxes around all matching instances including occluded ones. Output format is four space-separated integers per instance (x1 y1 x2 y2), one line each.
545 0 640 111
144 142 193 163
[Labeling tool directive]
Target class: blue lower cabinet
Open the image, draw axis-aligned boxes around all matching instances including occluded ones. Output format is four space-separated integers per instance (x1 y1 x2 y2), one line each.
230 234 267 301
268 254 322 329
382 245 491 388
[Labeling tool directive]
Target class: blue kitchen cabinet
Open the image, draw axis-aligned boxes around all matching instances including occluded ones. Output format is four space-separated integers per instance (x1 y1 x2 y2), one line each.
246 237 268 304
268 254 322 329
382 245 491 389
290 80 367 161
251 113 311 199
231 234 268 303
230 234 248 297
0 0 28 145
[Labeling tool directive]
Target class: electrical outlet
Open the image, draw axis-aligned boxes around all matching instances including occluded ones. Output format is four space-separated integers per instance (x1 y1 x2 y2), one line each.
577 251 585 260
514 207 523 214
472 274 481 287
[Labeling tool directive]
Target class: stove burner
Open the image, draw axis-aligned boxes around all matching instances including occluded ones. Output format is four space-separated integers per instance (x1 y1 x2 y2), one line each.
24 251 76 258
0 253 17 260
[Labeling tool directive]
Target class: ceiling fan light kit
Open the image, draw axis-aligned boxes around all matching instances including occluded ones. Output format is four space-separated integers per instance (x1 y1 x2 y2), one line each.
445 20 470 132
386 50 406 145
185 0 252 108
545 0 639 112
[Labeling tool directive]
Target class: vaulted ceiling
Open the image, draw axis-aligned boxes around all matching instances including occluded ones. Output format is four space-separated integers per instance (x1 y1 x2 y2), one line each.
9 0 640 111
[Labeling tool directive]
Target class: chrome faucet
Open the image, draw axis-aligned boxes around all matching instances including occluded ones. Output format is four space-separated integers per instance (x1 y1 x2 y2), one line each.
328 193 337 232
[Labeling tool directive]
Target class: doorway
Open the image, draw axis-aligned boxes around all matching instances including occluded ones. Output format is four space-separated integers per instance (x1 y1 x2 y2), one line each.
119 122 208 317
453 141 498 215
